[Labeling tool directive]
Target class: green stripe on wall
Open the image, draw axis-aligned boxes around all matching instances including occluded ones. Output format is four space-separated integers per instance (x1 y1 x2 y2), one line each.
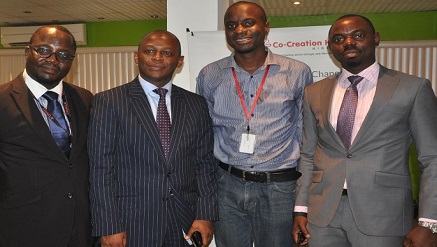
269 11 437 41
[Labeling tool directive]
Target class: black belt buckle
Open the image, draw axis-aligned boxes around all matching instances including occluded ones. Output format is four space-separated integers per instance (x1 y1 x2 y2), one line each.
243 171 266 183
242 170 254 182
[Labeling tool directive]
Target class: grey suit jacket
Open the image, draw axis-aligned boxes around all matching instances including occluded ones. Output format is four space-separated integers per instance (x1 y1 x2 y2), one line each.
295 65 437 236
0 74 93 247
88 77 218 247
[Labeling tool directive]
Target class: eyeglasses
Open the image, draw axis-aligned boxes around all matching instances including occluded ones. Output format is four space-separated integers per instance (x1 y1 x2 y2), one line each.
31 46 75 63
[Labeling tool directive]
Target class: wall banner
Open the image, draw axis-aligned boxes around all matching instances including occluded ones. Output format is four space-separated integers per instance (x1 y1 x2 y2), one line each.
187 25 340 89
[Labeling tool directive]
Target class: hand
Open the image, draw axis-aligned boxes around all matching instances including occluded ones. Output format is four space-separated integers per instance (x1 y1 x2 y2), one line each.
100 232 127 247
403 225 437 247
292 216 310 246
185 220 214 247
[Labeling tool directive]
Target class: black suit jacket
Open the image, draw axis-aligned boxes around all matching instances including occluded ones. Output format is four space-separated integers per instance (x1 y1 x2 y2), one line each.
0 74 93 247
88 77 218 247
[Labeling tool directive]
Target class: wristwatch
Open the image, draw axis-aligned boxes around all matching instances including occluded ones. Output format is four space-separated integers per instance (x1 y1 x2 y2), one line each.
418 221 437 234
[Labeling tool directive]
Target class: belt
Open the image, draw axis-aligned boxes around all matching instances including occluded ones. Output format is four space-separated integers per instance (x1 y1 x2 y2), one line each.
342 189 348 196
219 161 301 183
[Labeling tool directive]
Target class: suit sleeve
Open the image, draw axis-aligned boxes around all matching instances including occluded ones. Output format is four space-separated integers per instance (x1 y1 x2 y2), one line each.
88 92 124 236
194 97 219 221
295 87 318 207
409 79 437 220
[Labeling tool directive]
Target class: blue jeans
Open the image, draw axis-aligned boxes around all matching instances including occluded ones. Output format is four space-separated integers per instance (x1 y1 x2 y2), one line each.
214 168 296 247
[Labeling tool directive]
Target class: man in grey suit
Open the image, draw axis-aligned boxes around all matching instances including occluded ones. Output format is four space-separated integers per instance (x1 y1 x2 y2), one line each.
88 30 218 247
292 15 437 246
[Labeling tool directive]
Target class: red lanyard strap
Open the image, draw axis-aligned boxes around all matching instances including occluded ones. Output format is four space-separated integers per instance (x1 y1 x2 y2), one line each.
232 65 270 123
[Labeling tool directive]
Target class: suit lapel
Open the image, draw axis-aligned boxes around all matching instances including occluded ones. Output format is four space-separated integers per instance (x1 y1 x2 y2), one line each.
63 83 82 161
320 75 345 149
10 75 66 159
129 78 167 164
167 85 186 164
351 66 399 150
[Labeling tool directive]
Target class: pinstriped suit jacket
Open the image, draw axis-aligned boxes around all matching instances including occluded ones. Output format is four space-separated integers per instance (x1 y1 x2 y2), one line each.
88 77 218 247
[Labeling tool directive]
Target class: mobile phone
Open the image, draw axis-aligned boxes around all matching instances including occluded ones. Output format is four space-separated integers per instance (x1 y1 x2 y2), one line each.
191 231 202 247
297 231 306 245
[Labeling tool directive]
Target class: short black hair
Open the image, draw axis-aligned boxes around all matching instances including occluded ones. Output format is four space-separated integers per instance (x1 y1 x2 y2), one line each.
331 14 376 34
225 1 268 23
138 30 182 56
30 25 77 52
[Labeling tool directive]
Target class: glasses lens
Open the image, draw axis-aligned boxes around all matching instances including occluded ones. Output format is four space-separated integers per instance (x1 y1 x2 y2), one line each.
35 47 52 57
56 52 74 63
33 47 74 63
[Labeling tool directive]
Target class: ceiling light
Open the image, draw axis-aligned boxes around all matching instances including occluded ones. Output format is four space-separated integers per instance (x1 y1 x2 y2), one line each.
293 1 301 5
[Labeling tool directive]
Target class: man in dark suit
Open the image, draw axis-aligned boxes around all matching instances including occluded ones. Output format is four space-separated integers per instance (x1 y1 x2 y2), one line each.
0 26 93 247
292 15 437 246
88 30 218 247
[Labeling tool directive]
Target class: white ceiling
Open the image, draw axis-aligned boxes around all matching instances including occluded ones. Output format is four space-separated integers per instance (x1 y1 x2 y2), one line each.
0 0 436 26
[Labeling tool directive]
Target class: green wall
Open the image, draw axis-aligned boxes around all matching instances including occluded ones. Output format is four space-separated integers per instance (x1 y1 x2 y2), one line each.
82 11 435 46
85 19 166 47
2 10 435 48
269 11 437 41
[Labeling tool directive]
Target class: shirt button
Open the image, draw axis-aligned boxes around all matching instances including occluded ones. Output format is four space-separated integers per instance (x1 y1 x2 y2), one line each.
67 193 73 199
347 154 352 158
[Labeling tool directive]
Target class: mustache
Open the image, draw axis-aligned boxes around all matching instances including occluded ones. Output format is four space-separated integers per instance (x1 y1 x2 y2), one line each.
39 62 61 70
343 43 358 50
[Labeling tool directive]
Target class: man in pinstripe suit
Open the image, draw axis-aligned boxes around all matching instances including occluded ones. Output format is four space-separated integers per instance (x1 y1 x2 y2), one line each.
88 30 218 247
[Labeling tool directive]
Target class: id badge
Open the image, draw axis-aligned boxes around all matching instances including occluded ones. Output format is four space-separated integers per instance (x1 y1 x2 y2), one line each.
239 133 256 154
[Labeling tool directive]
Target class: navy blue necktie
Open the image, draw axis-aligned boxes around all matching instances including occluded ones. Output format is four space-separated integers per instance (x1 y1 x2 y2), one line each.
153 88 171 159
42 91 71 158
336 75 364 150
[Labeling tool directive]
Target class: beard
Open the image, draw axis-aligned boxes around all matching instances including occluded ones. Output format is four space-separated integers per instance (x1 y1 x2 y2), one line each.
344 59 361 68
232 43 257 54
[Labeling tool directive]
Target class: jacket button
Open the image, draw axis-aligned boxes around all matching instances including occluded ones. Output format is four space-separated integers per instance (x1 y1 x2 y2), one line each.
68 164 73 169
67 193 73 199
347 154 352 158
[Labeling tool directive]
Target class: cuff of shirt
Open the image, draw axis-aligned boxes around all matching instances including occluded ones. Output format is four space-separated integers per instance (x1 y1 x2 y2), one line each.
294 206 308 213
418 218 437 223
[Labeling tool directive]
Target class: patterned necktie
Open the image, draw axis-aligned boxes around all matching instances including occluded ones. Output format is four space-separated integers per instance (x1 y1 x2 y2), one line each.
42 91 71 158
336 75 364 150
153 88 171 159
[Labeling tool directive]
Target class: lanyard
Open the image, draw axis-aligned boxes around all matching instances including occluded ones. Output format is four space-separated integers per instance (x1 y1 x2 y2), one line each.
232 65 270 132
36 92 72 138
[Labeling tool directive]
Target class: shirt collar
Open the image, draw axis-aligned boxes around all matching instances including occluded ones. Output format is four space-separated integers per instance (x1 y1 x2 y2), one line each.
338 62 380 85
23 69 64 100
137 74 172 96
221 48 279 71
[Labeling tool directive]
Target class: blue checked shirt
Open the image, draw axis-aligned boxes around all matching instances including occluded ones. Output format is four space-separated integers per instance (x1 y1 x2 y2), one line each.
196 49 313 171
